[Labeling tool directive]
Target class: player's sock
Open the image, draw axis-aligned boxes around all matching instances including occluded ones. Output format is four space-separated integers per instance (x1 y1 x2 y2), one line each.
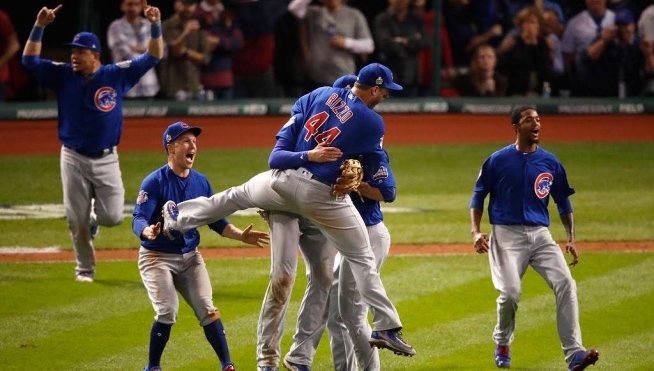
148 321 172 367
203 319 231 367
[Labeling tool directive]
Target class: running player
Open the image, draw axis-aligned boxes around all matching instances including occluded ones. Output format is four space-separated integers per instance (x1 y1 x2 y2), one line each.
133 121 269 371
22 1 163 282
469 106 599 371
163 63 416 357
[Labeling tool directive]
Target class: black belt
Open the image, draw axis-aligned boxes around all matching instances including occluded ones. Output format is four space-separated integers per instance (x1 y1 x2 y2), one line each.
311 174 332 187
65 145 114 159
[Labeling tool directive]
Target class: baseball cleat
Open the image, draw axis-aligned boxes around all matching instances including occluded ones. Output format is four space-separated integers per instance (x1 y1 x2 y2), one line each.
257 367 279 371
222 363 236 371
369 330 416 357
282 358 311 371
143 367 162 371
568 349 599 371
162 200 181 240
75 271 94 283
494 344 511 368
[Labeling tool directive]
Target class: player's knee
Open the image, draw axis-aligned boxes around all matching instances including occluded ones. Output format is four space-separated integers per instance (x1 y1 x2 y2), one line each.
308 264 334 290
553 275 577 295
499 286 522 303
156 309 178 325
270 273 295 304
97 212 124 227
199 309 221 327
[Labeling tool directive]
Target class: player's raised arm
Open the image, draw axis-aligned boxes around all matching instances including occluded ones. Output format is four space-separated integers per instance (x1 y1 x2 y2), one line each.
23 4 62 57
142 0 164 59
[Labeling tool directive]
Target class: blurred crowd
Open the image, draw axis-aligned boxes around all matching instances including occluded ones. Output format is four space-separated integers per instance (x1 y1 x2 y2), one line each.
2 0 654 102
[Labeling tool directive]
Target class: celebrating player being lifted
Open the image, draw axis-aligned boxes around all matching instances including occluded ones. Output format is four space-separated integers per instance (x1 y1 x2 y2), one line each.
21 0 163 282
162 63 417 359
469 106 599 371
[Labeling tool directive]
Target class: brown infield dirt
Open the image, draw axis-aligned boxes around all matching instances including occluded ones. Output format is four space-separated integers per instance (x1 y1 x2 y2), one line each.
1 113 653 262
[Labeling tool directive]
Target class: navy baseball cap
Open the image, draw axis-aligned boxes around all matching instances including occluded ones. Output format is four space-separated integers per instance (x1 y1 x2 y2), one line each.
163 122 202 150
333 74 358 89
356 63 403 91
615 9 634 25
64 32 101 53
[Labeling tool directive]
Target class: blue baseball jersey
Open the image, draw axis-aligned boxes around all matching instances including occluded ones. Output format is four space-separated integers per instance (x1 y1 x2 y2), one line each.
470 145 575 226
275 86 386 183
352 150 396 226
22 53 159 155
132 165 230 254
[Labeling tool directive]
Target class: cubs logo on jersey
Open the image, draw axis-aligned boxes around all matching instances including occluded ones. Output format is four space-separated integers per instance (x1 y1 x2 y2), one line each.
534 173 553 198
94 87 117 112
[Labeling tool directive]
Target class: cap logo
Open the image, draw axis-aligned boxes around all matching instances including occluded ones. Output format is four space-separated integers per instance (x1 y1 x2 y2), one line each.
180 122 189 129
376 76 383 85
166 134 172 143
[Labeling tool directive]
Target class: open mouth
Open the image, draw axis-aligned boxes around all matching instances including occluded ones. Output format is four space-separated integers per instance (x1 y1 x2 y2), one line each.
185 153 195 162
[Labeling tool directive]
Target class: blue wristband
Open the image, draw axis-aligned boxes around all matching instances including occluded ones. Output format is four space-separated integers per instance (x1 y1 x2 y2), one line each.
151 21 162 38
29 25 45 42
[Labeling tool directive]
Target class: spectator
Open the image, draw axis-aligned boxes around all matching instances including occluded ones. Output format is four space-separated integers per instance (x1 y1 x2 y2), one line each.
107 0 160 100
497 0 566 29
195 0 244 100
373 0 431 97
561 0 615 96
639 1 654 40
0 8 20 102
228 0 287 98
453 44 508 96
288 0 374 92
582 8 652 96
638 1 654 94
443 0 504 69
497 6 554 96
160 0 211 100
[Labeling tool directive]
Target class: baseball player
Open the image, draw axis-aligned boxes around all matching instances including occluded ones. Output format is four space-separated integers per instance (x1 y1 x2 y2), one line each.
325 149 395 371
256 74 359 371
256 210 334 371
469 106 599 371
261 74 357 371
133 121 269 371
286 149 396 371
162 63 416 358
22 1 163 282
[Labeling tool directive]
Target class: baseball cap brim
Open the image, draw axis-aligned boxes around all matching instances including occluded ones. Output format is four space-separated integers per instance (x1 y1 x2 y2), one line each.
384 81 403 91
63 42 99 51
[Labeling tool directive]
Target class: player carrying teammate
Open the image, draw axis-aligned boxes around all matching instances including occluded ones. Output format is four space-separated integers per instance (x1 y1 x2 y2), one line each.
469 106 599 371
162 63 417 359
21 1 163 282
133 121 269 371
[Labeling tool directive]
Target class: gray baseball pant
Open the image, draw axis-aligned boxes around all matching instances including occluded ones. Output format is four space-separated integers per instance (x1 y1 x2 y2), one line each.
175 169 402 331
60 146 124 275
489 224 585 363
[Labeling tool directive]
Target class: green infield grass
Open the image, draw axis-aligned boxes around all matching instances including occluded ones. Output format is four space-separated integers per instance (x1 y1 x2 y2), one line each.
0 252 652 370
0 142 653 248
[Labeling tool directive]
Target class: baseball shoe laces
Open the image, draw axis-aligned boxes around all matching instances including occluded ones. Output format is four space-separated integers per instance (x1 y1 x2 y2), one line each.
369 329 416 357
